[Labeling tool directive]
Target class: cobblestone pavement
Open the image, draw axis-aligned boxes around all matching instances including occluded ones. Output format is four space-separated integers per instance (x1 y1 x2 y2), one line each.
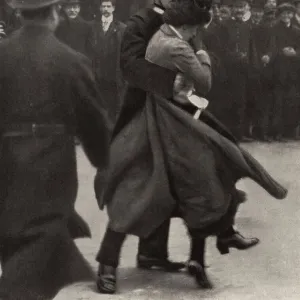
55 142 300 300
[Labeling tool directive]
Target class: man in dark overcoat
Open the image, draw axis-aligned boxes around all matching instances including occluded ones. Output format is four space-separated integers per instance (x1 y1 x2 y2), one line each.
250 4 276 141
215 0 253 140
264 3 300 140
86 0 126 124
0 0 110 298
56 0 92 56
94 0 264 294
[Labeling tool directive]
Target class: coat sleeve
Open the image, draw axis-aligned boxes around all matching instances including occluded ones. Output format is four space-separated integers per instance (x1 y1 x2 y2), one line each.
120 12 176 99
73 55 112 169
169 39 212 96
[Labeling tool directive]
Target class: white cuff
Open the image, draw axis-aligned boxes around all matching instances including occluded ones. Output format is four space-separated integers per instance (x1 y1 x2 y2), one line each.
196 50 208 56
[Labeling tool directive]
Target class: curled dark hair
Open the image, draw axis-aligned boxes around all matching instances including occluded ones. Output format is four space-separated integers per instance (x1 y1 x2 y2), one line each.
163 0 212 27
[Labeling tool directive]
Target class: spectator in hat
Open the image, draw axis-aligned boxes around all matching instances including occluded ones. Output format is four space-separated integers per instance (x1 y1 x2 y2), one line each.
263 2 300 140
266 0 277 7
250 3 277 141
56 0 92 56
211 0 253 140
252 4 264 25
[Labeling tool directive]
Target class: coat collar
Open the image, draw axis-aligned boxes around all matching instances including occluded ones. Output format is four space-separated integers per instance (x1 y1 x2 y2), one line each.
160 24 182 39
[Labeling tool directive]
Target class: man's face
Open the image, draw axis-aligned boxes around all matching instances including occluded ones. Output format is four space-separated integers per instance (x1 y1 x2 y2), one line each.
220 6 231 21
64 3 80 19
280 11 294 24
234 4 247 20
252 10 263 24
100 1 115 17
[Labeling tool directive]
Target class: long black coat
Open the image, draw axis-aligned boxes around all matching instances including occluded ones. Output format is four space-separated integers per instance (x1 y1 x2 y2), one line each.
56 16 92 56
0 24 110 300
113 8 176 137
86 19 127 122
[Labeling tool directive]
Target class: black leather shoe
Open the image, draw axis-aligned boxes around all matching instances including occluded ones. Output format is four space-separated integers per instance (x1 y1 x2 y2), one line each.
187 261 213 289
97 264 117 294
217 231 259 255
137 255 185 272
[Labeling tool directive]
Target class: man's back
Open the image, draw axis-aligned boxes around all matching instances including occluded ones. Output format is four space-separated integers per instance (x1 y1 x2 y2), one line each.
0 23 89 125
0 23 110 167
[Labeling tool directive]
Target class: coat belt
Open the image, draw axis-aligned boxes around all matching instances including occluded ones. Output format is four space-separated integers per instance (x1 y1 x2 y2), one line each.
2 123 72 137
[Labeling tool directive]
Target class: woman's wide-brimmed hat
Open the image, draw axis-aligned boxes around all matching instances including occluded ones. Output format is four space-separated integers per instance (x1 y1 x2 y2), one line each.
7 0 61 9
276 2 296 16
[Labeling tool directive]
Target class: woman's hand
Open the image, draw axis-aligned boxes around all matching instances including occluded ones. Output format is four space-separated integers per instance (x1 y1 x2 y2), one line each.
173 73 193 104
283 47 296 57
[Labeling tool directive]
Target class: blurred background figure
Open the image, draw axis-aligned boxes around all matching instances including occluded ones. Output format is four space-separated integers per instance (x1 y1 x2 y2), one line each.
252 4 264 25
262 2 277 24
265 0 277 8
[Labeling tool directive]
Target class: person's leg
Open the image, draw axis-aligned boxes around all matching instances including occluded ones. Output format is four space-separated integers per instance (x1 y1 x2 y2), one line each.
137 218 185 272
96 226 127 294
216 189 259 254
187 233 212 289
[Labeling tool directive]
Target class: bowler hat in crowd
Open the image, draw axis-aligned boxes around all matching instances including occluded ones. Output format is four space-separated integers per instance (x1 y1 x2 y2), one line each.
276 2 296 16
8 0 61 9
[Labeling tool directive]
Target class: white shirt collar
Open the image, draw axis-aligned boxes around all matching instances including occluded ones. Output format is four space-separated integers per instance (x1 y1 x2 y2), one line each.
296 14 300 24
102 15 113 24
153 6 164 15
168 25 183 39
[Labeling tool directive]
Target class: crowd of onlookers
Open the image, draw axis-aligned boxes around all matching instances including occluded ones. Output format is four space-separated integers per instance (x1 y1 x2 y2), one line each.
202 0 300 142
1 0 300 142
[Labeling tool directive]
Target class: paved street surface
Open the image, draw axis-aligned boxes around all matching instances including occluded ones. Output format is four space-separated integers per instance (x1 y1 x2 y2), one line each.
55 142 300 300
